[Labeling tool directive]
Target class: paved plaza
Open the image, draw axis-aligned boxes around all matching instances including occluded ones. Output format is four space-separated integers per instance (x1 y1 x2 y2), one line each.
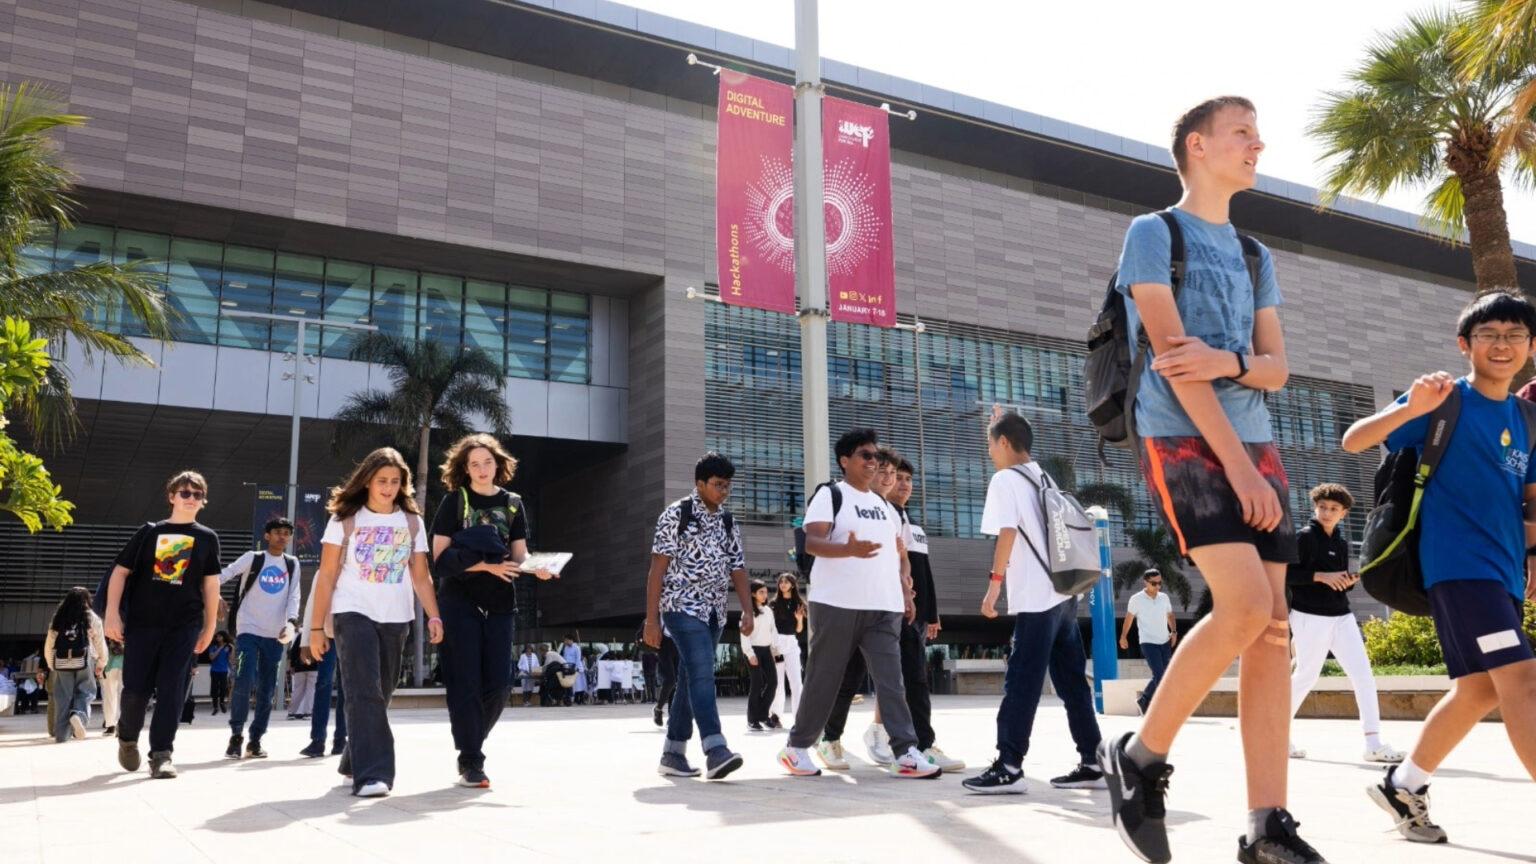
1 695 1530 863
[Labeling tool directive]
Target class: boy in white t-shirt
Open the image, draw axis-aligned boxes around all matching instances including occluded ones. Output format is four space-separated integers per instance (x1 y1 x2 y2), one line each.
963 408 1104 794
777 428 939 779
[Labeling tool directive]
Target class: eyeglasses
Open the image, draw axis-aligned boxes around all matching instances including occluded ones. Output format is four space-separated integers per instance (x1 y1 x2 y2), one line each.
174 490 206 501
1469 331 1532 346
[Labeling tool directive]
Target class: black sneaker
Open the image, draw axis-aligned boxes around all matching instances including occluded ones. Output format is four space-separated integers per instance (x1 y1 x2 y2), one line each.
1098 732 1173 864
331 740 346 756
653 704 665 727
118 739 141 773
1237 808 1328 863
148 751 177 779
246 739 268 759
1367 766 1448 844
748 721 766 733
767 714 783 729
300 741 326 758
961 759 1026 795
225 735 243 760
456 766 491 788
704 747 743 780
1050 763 1107 789
338 750 352 778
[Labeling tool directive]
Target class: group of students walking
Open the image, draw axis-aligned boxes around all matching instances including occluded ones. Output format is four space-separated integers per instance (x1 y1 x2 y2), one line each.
28 92 1536 864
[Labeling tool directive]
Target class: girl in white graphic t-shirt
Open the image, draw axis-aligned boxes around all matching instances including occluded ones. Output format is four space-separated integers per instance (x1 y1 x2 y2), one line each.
308 447 442 798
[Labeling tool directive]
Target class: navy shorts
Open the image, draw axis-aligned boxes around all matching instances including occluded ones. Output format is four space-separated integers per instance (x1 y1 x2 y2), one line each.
1428 579 1534 679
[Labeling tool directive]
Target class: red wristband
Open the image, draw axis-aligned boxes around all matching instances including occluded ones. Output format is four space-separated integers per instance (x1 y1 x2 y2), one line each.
988 571 1005 583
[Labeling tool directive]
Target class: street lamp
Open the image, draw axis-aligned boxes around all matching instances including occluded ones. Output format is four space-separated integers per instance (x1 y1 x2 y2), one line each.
219 310 377 523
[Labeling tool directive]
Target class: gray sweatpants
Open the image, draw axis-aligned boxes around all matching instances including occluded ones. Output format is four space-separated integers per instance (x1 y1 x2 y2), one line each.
787 602 917 754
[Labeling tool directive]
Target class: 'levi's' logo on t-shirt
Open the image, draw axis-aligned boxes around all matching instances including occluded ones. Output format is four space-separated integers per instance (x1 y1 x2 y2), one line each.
854 505 888 521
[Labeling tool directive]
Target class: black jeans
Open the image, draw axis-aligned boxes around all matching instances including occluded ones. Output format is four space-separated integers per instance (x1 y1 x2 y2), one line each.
334 612 408 792
656 636 679 711
746 645 777 724
118 622 201 754
209 671 229 713
822 650 867 742
900 623 935 751
438 588 514 772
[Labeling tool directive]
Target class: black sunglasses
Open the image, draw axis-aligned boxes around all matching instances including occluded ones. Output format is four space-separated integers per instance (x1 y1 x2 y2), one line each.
174 489 206 501
852 449 880 461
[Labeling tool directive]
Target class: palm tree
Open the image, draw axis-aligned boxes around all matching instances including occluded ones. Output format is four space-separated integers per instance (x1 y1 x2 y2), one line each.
1037 455 1136 520
0 83 171 447
331 332 513 513
1457 0 1536 159
1112 527 1193 610
331 332 513 687
1311 9 1535 293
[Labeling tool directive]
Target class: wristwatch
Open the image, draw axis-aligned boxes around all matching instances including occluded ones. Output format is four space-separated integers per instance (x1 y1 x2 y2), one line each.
1232 351 1250 381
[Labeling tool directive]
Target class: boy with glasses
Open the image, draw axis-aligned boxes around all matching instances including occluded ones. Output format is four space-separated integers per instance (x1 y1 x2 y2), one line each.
1120 569 1176 716
1343 292 1536 844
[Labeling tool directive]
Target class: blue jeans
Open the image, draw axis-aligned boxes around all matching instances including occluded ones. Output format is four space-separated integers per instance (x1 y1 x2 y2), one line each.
662 611 727 756
228 633 284 740
996 597 1102 766
50 667 96 742
311 640 347 747
1140 641 1172 709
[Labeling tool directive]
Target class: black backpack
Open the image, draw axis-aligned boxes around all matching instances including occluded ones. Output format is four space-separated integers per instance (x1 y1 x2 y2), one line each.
228 552 298 635
1084 210 1262 455
793 482 844 580
92 521 156 621
677 496 734 541
1359 388 1536 616
53 620 89 670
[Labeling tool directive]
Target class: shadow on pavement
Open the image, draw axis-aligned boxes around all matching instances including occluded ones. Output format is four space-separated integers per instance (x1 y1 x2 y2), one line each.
202 784 508 832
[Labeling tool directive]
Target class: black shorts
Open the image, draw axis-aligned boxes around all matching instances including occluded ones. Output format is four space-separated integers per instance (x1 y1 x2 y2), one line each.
1140 436 1298 563
1428 579 1535 679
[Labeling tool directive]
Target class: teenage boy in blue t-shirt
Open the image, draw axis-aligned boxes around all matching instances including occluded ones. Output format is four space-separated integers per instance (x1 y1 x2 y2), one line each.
1098 96 1327 864
1342 291 1536 845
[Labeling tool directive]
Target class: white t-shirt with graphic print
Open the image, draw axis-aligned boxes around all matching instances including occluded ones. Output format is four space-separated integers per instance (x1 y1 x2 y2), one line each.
321 507 429 624
803 481 904 614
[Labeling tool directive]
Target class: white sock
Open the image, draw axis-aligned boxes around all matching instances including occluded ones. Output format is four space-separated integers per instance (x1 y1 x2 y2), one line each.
1364 732 1383 751
1393 757 1432 792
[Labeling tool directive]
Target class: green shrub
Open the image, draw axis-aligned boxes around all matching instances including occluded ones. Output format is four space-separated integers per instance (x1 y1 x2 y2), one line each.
1319 660 1446 677
1362 613 1444 667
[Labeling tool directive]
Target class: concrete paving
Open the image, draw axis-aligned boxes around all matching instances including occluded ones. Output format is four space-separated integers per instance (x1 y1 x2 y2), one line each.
1 695 1530 863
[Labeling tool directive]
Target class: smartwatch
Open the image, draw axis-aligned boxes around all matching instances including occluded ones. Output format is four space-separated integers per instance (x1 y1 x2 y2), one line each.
1232 351 1250 381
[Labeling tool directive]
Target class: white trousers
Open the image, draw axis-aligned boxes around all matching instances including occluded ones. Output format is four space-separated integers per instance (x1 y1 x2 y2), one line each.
774 633 802 716
1289 609 1380 735
102 668 123 727
289 670 317 715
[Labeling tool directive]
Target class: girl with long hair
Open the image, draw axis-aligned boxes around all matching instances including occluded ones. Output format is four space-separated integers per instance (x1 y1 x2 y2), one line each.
44 586 107 743
207 631 231 715
430 433 553 789
739 579 780 732
308 447 442 798
770 573 806 720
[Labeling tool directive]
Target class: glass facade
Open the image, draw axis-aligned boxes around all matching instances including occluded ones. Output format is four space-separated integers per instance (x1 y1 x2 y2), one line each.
28 223 592 383
705 303 1379 545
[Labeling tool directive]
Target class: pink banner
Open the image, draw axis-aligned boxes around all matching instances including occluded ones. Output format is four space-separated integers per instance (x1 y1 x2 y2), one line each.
822 96 896 327
716 71 797 314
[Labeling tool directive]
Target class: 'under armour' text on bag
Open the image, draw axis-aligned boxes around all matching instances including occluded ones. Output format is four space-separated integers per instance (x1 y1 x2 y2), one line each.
1010 465 1102 596
1084 210 1262 455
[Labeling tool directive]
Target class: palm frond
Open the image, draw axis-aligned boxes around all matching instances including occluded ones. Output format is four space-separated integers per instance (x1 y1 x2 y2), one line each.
1455 0 1536 82
331 390 418 455
1037 455 1077 491
9 363 80 452
438 377 512 434
1075 482 1136 520
0 84 87 270
1420 172 1468 238
0 259 174 349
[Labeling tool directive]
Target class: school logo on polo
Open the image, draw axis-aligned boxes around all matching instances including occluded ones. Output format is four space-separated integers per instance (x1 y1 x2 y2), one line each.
854 504 888 521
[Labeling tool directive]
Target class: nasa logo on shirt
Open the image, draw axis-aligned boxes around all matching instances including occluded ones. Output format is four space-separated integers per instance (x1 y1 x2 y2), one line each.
257 562 288 594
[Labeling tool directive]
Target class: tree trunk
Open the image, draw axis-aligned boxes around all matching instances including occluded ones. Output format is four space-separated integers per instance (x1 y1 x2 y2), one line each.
412 422 430 687
1447 127 1519 294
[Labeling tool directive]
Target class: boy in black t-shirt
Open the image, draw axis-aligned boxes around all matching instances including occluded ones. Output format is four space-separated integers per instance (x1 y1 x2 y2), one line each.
103 470 224 779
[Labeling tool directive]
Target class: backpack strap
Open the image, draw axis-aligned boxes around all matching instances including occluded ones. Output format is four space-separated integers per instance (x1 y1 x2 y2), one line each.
1006 465 1054 573
404 512 422 547
460 488 471 530
1516 394 1536 457
677 497 694 539
236 554 262 607
1418 386 1463 483
1238 234 1263 293
1157 209 1186 292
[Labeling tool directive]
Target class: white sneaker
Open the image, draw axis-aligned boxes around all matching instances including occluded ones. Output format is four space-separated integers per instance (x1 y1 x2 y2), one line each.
355 781 389 798
863 723 894 765
1289 743 1307 759
1364 744 1407 764
816 739 850 771
892 746 941 779
778 746 822 777
69 715 86 740
924 746 966 772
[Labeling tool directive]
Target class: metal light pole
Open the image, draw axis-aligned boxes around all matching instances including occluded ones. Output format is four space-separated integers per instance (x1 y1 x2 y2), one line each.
895 318 927 519
221 310 377 522
794 0 830 496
